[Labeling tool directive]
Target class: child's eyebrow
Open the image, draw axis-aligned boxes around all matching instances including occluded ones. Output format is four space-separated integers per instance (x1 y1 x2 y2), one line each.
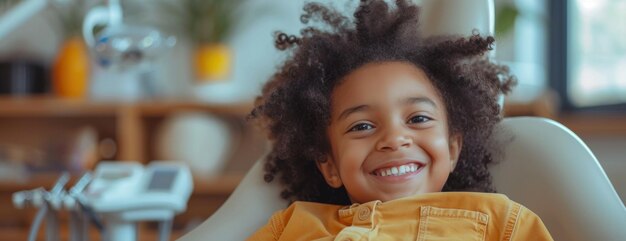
404 97 438 108
337 105 369 121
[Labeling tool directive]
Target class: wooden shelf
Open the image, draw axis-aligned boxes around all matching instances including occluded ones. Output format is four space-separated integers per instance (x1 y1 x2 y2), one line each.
0 96 254 117
0 96 260 162
191 173 245 195
501 91 626 135
0 224 189 241
504 90 558 119
0 96 265 238
558 113 626 135
0 96 258 195
0 172 244 196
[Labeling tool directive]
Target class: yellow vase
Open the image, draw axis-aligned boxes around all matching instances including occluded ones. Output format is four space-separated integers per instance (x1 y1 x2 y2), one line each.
52 36 90 98
194 43 232 82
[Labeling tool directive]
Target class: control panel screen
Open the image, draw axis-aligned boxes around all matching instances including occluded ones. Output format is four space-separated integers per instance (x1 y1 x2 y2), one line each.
147 168 179 191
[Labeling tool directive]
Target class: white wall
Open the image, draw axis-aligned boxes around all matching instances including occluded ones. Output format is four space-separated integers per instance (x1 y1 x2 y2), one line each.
0 7 61 62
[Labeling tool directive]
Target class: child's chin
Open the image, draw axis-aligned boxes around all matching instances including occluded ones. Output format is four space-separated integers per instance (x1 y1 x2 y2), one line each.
376 190 425 202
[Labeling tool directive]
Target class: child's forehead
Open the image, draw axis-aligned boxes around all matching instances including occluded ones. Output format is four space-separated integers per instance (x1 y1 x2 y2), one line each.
342 61 429 79
330 61 442 107
334 61 434 91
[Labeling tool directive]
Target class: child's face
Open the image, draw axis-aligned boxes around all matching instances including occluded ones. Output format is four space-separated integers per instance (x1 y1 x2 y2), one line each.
317 61 462 204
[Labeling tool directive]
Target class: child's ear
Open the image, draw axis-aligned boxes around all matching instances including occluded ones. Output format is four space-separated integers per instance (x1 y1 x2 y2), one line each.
449 134 463 173
316 156 343 188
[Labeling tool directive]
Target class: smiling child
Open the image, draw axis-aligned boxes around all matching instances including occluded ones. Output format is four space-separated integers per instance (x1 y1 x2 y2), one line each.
246 0 553 240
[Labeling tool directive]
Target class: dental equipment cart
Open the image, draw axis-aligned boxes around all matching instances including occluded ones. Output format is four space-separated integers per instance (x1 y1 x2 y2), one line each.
13 161 193 241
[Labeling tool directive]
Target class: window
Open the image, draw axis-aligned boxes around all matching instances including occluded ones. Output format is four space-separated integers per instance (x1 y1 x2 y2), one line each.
550 0 626 111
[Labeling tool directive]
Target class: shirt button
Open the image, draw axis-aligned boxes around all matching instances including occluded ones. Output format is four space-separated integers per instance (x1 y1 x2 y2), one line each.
357 206 371 221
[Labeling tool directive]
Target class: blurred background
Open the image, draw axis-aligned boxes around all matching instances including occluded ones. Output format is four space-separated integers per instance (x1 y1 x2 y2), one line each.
0 0 624 240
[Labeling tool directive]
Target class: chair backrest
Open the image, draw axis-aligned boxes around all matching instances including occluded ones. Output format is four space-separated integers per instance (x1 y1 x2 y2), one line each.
490 117 626 241
177 117 626 241
177 157 285 241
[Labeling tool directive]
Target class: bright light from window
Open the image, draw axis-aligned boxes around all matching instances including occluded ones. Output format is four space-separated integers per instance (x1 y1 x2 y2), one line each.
577 0 606 13
569 0 626 107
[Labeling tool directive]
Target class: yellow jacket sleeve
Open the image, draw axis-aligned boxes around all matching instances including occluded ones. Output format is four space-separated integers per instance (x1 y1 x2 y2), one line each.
246 209 288 241
510 206 554 241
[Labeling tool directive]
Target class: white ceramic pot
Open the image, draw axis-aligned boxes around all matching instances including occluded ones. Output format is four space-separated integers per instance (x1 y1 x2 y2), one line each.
419 0 495 37
155 112 234 176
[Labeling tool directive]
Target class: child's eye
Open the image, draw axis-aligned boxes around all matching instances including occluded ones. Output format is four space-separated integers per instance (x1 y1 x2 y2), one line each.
408 115 432 124
348 123 374 132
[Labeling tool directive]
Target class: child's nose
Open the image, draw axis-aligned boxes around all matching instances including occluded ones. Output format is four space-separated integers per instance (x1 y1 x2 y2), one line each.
375 127 413 151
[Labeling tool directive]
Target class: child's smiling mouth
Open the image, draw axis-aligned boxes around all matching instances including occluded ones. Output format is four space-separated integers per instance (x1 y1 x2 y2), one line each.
369 160 426 182
372 163 421 177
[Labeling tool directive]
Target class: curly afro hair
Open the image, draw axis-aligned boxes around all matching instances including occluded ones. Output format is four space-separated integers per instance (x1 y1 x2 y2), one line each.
249 0 516 205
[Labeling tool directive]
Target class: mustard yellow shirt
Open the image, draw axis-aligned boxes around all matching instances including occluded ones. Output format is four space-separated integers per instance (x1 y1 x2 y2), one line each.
247 192 553 241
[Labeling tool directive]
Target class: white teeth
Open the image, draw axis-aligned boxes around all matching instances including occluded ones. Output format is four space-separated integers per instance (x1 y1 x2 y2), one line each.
374 163 420 177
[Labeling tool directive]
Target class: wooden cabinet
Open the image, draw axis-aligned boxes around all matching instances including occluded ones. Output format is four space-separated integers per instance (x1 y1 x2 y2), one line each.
0 97 267 240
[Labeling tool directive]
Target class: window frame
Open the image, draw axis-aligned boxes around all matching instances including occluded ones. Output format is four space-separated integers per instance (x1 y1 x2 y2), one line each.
548 0 626 112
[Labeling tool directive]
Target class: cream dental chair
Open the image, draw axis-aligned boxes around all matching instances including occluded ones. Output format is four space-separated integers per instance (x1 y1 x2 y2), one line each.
179 117 626 241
